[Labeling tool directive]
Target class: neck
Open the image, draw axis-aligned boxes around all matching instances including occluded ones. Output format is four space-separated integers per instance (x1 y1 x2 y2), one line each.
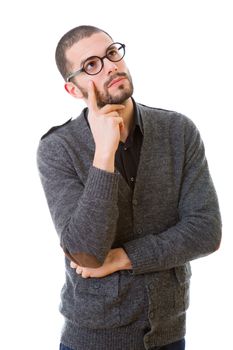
118 98 134 142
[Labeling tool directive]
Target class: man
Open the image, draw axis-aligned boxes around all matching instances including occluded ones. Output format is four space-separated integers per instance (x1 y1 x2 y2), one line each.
37 25 222 350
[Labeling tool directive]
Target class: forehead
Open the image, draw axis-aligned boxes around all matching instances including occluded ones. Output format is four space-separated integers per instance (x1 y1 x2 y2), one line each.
66 32 113 68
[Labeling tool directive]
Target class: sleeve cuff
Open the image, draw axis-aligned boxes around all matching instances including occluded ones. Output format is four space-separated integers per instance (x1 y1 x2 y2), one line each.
123 235 156 275
84 166 120 200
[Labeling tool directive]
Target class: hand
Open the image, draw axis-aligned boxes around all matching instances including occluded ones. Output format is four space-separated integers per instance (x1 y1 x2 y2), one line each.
70 248 132 278
87 81 125 158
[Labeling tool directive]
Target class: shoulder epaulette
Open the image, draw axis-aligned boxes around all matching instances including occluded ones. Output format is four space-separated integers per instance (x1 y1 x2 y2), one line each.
41 118 72 140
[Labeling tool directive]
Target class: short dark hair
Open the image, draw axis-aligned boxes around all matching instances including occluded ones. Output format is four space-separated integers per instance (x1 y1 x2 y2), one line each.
55 25 112 81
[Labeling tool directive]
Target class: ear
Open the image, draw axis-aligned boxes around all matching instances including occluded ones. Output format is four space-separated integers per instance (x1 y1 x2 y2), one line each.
64 82 84 99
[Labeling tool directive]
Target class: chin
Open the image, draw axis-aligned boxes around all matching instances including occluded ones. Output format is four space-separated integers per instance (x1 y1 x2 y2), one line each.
97 84 133 107
110 85 133 103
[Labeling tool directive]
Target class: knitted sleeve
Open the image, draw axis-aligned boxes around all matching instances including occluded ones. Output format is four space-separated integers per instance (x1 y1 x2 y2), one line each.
123 117 222 274
37 135 120 267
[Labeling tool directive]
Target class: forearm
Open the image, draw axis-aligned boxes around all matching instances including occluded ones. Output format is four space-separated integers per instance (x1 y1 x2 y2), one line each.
123 213 221 275
64 147 118 267
60 166 120 266
93 150 115 173
65 117 118 268
71 248 132 278
37 138 120 267
123 168 222 274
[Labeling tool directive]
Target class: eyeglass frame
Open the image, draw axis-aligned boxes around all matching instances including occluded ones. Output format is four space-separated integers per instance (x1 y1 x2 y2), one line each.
66 42 126 82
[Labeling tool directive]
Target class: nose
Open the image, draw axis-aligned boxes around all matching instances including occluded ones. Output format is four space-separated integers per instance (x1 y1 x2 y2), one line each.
104 58 118 75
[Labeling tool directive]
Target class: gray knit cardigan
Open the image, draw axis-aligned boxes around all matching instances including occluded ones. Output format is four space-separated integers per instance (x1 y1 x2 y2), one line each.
37 102 221 349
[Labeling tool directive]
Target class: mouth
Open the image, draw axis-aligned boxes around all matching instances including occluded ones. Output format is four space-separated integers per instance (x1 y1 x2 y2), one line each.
108 77 127 88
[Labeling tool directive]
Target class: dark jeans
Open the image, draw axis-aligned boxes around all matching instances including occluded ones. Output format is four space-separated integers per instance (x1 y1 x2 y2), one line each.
60 338 185 350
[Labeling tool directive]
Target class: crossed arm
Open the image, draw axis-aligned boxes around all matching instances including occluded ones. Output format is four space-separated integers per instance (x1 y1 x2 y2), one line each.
70 248 132 278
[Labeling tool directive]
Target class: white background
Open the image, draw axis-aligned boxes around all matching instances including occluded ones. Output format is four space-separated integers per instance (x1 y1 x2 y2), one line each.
0 1 232 349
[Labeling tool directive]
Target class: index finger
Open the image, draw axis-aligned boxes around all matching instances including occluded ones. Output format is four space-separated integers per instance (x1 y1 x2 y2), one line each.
87 80 98 111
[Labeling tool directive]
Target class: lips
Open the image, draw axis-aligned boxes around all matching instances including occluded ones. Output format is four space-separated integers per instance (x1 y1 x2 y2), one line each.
108 77 126 88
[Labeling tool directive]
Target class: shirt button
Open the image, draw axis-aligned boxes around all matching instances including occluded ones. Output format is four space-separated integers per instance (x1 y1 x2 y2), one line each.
137 228 143 234
149 311 155 319
130 177 134 182
124 146 127 151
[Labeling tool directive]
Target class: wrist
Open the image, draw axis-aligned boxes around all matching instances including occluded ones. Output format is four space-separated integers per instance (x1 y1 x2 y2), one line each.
93 151 115 173
116 248 132 270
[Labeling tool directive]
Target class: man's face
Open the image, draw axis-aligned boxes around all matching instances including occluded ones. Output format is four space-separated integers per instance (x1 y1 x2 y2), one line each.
65 32 134 108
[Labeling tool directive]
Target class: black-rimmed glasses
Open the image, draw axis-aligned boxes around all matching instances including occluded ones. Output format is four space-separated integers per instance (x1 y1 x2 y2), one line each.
66 42 125 82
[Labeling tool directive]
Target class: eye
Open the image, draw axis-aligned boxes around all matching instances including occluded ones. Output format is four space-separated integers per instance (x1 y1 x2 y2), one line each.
85 60 97 71
107 48 119 58
107 43 124 61
84 57 101 74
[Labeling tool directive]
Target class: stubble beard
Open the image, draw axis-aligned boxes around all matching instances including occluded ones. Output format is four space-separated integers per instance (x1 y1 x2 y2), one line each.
77 71 134 108
96 83 133 108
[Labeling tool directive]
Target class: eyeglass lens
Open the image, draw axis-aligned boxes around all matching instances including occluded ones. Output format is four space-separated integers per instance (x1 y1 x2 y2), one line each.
83 43 125 75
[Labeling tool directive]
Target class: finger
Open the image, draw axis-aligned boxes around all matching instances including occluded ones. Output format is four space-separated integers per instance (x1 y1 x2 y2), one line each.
115 117 125 131
82 270 90 279
106 115 124 126
87 80 98 112
101 104 125 114
76 267 82 274
70 261 78 269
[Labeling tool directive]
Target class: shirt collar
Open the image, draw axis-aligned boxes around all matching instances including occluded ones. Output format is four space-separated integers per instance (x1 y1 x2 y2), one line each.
132 98 144 135
121 98 143 148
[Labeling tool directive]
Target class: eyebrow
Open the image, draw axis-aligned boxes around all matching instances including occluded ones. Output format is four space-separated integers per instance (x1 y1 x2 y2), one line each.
79 55 97 67
79 42 114 68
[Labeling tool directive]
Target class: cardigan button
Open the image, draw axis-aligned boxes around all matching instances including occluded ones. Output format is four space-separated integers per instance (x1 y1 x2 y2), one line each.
148 282 155 291
93 283 100 289
132 199 138 206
